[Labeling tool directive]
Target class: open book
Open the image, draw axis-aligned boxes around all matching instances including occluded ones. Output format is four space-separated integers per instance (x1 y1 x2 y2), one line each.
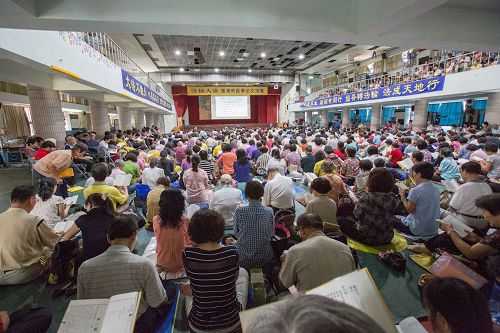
64 195 78 206
397 158 414 171
437 215 474 238
57 292 141 333
240 269 398 333
303 172 317 183
441 179 460 192
395 182 409 191
113 174 132 187
396 317 427 333
53 220 75 233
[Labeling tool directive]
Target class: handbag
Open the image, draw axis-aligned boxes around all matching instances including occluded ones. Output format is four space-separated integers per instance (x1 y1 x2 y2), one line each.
337 191 356 217
430 251 488 289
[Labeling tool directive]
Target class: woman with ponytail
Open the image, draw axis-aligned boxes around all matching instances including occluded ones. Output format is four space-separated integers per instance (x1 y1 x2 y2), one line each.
182 154 210 204
31 177 69 228
62 193 117 262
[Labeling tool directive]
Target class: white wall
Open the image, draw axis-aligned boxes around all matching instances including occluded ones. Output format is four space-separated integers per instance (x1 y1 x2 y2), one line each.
164 114 177 132
0 29 176 115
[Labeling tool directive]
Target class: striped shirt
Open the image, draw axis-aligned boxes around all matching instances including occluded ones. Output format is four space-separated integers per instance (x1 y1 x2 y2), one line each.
183 246 241 333
255 153 271 173
199 160 214 180
77 245 167 315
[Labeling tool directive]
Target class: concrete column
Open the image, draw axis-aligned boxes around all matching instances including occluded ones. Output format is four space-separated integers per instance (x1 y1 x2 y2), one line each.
89 101 110 137
157 114 166 134
341 107 350 128
134 110 145 129
145 112 155 127
413 99 428 132
321 109 328 127
485 92 500 125
370 105 382 131
26 85 67 149
117 106 132 130
304 111 312 125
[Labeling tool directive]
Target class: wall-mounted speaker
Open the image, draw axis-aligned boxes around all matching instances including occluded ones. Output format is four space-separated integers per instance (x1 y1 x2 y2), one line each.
381 53 387 60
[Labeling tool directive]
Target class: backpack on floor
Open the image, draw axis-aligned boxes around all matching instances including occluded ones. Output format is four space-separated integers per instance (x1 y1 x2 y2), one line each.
48 239 80 285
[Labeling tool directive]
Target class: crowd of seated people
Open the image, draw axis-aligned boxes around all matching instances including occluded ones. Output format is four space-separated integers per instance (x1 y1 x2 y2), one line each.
0 119 499 332
314 51 500 100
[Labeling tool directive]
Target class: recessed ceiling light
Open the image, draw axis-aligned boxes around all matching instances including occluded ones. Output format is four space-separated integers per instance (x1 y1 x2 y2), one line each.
248 69 252 73
299 54 305 59
214 68 219 72
219 51 225 56
179 68 185 72
279 70 283 73
260 52 266 58
308 75 314 79
175 50 181 55
194 68 200 72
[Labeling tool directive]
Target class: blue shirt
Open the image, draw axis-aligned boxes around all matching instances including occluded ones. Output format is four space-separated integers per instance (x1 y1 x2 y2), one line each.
439 157 460 180
373 135 381 145
233 161 252 183
234 201 275 269
402 182 440 237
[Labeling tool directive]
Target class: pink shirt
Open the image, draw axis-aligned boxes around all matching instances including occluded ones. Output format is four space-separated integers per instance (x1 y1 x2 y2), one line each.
153 215 190 273
182 168 209 204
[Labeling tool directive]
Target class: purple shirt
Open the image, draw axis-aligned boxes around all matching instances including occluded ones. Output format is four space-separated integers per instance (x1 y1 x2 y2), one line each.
245 145 257 158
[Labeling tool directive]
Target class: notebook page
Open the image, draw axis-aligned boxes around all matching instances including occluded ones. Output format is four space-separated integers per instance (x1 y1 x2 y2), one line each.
57 299 108 333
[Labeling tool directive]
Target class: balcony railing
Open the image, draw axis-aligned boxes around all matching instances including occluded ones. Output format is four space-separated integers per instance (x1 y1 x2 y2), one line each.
78 32 171 100
304 51 499 102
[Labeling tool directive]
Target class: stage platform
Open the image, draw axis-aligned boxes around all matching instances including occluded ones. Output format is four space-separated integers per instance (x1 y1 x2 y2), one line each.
181 123 276 131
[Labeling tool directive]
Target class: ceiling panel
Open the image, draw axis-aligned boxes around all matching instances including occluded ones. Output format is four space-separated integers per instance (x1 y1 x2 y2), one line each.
151 34 336 72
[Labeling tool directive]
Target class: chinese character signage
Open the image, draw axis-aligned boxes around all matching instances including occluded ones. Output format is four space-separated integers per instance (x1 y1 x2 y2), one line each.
301 76 445 108
121 69 172 111
187 86 269 96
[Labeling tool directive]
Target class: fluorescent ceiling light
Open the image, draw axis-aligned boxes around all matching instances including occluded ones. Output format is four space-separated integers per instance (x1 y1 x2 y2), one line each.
309 76 314 79
248 69 252 73
175 50 181 55
179 68 185 72
214 68 219 72
260 52 266 57
219 51 225 56
299 54 305 59
279 70 283 73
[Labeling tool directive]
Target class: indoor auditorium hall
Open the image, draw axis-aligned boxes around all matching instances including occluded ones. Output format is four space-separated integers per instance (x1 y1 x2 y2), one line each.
0 1 499 332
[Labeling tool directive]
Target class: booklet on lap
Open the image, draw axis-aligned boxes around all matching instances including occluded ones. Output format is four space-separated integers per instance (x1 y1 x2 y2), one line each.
57 292 141 333
113 174 132 187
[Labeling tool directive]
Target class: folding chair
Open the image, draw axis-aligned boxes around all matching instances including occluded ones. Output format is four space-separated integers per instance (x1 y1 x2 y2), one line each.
72 162 91 179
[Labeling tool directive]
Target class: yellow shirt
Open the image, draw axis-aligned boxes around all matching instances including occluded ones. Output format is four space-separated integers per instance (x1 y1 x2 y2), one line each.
148 150 161 158
83 183 128 209
0 208 59 270
314 160 325 177
213 145 222 157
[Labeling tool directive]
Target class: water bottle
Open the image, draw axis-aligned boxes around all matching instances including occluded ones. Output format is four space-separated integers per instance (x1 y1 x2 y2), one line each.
490 280 500 325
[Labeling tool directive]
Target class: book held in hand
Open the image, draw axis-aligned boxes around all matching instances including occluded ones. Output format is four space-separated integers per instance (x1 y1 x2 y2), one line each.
437 215 473 238
397 158 414 171
441 179 459 192
57 292 141 333
113 174 132 187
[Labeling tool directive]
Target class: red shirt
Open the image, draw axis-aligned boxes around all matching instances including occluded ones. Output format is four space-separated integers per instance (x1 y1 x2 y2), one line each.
389 148 403 167
333 149 346 160
219 152 237 174
34 148 49 160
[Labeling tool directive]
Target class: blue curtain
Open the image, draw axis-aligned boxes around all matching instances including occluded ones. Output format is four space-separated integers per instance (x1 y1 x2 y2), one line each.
350 109 371 123
382 107 396 124
428 102 464 126
473 100 487 110
473 100 487 125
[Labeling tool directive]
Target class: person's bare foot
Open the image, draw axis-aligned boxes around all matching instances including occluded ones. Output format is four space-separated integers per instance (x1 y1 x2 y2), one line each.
407 243 431 254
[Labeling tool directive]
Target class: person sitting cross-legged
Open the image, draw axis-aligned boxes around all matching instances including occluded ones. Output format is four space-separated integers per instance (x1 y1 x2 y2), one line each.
0 186 60 285
305 177 338 226
226 180 275 270
179 209 249 333
279 213 355 292
83 163 128 210
339 168 400 246
77 215 175 333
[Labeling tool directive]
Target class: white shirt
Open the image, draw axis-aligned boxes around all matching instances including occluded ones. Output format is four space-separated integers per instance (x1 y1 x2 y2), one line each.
155 144 165 151
141 167 165 188
31 194 64 228
449 180 493 229
267 158 287 175
263 174 295 209
210 186 243 226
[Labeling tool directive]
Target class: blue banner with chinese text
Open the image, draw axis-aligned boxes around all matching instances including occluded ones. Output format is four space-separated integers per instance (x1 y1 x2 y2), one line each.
121 69 172 111
301 76 445 108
